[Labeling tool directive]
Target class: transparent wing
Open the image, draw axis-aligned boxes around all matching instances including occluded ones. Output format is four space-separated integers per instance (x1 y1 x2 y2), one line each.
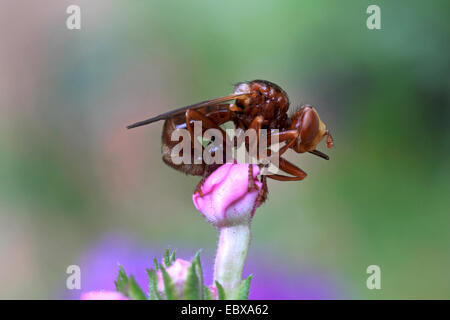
126 93 248 129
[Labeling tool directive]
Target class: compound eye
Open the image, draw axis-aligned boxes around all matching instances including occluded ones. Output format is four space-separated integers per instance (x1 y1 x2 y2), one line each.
300 109 319 144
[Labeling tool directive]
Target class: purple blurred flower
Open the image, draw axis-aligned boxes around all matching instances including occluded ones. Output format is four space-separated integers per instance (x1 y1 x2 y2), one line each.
244 253 342 300
63 233 345 300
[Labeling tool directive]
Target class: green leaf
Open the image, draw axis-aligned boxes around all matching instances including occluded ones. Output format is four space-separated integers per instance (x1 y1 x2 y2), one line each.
164 249 171 267
215 281 226 300
146 268 162 300
128 276 147 300
193 250 204 299
159 264 178 300
169 250 176 264
153 257 159 271
183 260 200 300
115 266 129 296
203 286 213 300
235 275 252 300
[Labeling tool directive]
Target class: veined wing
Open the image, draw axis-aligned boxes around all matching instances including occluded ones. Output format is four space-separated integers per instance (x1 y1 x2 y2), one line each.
126 93 248 129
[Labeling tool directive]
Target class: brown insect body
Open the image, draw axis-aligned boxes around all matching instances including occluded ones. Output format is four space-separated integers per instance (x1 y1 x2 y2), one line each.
232 80 333 156
232 80 290 129
160 105 227 177
127 80 334 192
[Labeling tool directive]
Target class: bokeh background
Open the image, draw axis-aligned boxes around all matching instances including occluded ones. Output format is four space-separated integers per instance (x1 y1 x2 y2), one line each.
0 0 449 299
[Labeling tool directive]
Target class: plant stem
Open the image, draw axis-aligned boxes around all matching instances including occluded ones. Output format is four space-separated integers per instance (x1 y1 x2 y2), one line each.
213 223 251 298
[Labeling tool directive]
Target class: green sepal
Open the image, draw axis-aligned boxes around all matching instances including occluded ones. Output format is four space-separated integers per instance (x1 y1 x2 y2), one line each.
193 250 204 299
183 259 200 300
114 265 129 295
203 285 213 300
128 276 147 300
153 257 159 270
114 266 147 300
169 250 176 264
235 275 252 300
164 249 171 267
215 281 226 300
159 264 178 300
146 268 162 300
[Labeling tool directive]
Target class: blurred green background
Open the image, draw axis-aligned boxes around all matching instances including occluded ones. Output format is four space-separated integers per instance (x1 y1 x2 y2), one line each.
0 0 448 299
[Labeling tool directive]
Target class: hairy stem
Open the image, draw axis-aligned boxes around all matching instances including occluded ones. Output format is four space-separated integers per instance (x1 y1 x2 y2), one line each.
213 224 251 298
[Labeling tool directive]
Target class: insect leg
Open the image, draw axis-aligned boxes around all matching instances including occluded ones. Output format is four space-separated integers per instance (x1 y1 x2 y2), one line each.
266 157 307 181
267 130 298 158
256 175 268 207
248 115 264 159
185 109 228 143
247 163 259 192
203 107 234 125
185 109 232 193
194 165 217 196
242 116 265 192
194 174 206 196
185 109 230 164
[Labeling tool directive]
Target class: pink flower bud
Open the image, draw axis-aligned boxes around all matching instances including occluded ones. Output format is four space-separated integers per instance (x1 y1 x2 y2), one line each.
156 258 191 297
192 163 262 228
208 285 218 300
81 291 128 300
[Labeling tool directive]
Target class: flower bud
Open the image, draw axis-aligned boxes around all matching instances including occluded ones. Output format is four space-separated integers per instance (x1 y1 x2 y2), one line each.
156 258 191 297
192 163 262 228
208 284 218 300
81 291 128 300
